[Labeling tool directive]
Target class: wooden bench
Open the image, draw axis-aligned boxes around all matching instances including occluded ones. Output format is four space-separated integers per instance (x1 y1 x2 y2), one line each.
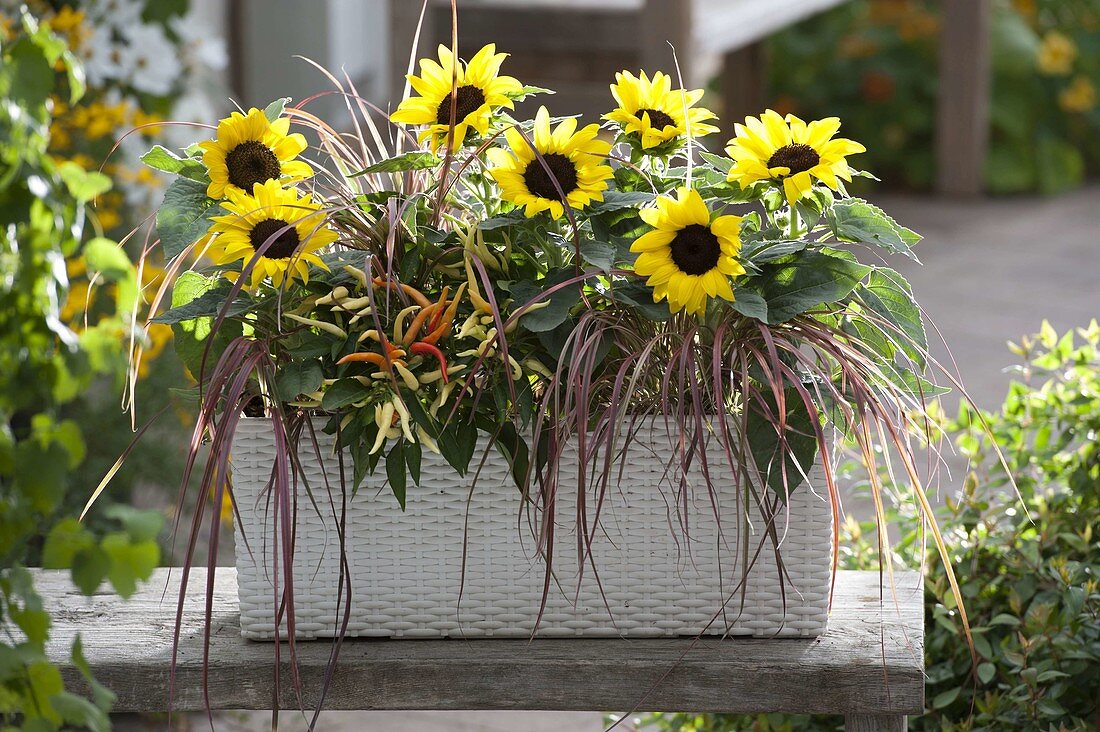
389 0 991 195
40 568 924 730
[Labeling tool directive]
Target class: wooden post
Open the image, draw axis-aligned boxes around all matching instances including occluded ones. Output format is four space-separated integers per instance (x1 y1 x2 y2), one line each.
722 41 767 139
935 0 992 195
640 0 694 86
845 715 907 732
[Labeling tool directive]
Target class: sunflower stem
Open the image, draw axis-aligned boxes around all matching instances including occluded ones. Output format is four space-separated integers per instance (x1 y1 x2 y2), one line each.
787 206 801 239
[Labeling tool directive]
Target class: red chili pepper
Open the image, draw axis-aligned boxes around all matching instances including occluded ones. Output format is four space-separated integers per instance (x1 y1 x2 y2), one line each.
409 342 449 383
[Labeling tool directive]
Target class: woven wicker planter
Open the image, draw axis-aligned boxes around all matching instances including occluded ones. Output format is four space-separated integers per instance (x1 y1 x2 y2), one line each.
231 418 834 640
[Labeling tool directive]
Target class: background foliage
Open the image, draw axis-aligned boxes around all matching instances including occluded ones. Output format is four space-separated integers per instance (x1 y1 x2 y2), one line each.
767 0 1100 193
0 10 164 730
641 321 1100 730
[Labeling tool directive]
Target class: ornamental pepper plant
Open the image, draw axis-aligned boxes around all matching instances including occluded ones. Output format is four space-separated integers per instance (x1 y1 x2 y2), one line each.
94 40 981 713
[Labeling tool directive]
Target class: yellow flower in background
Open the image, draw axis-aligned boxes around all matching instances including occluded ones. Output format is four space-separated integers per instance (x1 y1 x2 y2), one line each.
47 6 86 49
725 110 865 205
1037 31 1077 76
199 108 312 200
604 70 719 150
208 180 336 290
391 44 522 152
631 187 744 317
1059 76 1097 113
488 106 614 220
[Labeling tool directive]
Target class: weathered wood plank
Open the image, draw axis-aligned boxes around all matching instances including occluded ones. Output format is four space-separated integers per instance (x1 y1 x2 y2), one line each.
37 569 923 715
845 713 908 731
935 0 993 195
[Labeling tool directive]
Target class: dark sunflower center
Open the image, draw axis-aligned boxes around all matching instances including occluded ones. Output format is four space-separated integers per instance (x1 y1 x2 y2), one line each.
522 153 579 201
435 85 487 125
670 224 721 276
637 108 675 129
225 140 282 191
249 218 300 259
766 143 820 175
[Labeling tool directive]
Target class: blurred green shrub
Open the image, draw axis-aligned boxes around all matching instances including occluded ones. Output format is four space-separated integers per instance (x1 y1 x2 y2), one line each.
766 0 1100 193
1 11 162 730
640 320 1100 731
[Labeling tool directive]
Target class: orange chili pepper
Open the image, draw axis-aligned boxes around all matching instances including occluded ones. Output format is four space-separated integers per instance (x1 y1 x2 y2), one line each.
410 342 449 383
337 342 407 369
402 302 441 346
427 286 450 332
336 352 389 368
372 277 432 308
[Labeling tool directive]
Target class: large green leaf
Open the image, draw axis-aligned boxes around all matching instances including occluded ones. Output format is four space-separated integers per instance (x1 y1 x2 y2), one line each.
745 389 819 500
169 272 244 380
856 267 928 366
140 145 208 182
828 199 921 257
156 178 221 260
359 152 441 174
509 269 583 332
275 360 324 401
757 251 870 323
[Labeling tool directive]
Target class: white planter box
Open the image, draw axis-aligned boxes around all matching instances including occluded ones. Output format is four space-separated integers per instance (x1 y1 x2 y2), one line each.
231 418 834 640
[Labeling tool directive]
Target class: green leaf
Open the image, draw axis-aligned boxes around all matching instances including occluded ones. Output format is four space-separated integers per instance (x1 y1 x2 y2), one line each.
169 272 244 380
504 84 554 101
71 636 117 711
438 419 478 476
585 191 654 214
745 389 819 499
264 97 291 121
156 177 221 260
321 378 371 411
50 692 110 732
977 662 996 684
405 439 422 486
510 270 583 332
932 687 960 709
101 533 158 599
698 151 734 174
57 162 113 203
9 38 54 107
854 268 927 365
386 441 407 509
758 251 871 323
140 145 208 182
827 199 921 256
104 505 164 543
153 281 252 324
42 519 95 569
615 281 672 322
729 285 768 321
579 238 615 272
71 547 110 595
276 360 324 401
82 237 133 282
360 152 441 175
740 239 808 264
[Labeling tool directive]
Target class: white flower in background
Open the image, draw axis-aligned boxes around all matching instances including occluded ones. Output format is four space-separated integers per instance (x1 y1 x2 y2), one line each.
170 14 229 72
81 23 130 87
123 23 181 96
164 89 220 151
85 0 143 29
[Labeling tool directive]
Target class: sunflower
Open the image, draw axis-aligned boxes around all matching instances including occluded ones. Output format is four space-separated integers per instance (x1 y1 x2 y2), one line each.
604 70 719 152
631 187 744 317
487 106 614 220
390 44 522 152
208 180 337 290
725 110 865 205
199 108 312 200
